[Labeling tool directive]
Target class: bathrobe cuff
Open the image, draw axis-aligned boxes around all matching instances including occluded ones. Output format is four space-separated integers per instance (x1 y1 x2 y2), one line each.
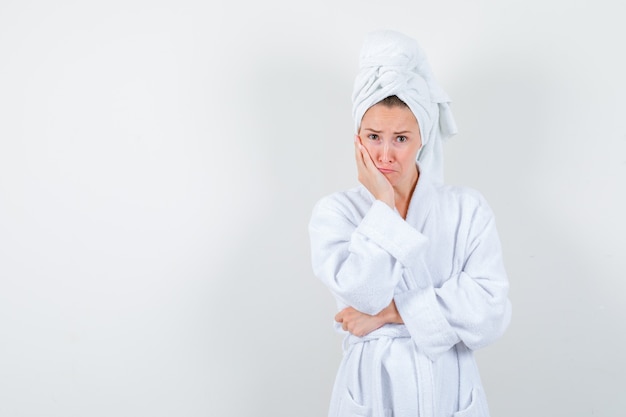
394 286 460 361
354 200 429 267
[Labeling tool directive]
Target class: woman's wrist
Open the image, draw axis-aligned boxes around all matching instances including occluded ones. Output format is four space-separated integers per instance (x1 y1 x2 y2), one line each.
378 300 403 324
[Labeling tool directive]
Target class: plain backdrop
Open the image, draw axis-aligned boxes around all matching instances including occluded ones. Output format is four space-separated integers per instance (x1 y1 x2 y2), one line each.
1 1 625 416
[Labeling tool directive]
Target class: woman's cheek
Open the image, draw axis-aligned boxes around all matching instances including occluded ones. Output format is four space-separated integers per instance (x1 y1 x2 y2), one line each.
363 143 377 159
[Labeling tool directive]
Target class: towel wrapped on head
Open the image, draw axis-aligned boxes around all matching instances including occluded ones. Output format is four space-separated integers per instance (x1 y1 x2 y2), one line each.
352 30 457 183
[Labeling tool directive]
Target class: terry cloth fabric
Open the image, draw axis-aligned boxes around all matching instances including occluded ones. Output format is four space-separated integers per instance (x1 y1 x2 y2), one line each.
352 30 458 184
309 167 512 417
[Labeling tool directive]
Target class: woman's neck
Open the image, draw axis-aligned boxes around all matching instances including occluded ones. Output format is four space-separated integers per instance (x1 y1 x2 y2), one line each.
394 168 419 219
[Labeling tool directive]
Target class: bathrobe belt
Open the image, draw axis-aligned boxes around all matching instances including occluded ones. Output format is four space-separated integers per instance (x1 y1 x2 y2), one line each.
345 326 435 417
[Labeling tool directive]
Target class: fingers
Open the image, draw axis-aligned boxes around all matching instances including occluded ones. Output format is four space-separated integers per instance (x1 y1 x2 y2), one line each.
334 311 343 323
335 307 361 333
355 135 375 169
355 135 373 165
336 314 349 332
354 135 378 183
360 146 374 170
335 310 348 332
335 306 355 321
335 306 352 323
335 307 384 337
354 135 366 170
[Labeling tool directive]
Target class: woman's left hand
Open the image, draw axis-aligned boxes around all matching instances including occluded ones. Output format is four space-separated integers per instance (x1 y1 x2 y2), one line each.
335 301 404 337
335 307 385 337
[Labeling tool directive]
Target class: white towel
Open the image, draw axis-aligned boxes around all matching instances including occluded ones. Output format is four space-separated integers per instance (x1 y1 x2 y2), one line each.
352 30 458 184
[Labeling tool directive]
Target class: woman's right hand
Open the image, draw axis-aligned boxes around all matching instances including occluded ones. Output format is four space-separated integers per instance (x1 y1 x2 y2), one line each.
354 135 395 208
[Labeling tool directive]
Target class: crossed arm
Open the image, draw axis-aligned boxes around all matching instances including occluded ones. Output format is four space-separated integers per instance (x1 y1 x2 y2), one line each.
335 300 404 337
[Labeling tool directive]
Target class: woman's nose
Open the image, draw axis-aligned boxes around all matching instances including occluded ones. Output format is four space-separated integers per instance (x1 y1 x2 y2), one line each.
379 142 392 163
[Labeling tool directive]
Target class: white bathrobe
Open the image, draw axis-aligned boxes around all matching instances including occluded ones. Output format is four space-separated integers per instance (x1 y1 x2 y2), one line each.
309 168 512 417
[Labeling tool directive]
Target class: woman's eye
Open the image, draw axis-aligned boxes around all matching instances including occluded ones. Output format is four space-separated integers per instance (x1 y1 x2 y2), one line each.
397 136 407 143
368 134 379 140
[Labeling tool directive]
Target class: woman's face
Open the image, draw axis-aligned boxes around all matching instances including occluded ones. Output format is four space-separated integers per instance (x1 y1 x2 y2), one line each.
358 103 422 188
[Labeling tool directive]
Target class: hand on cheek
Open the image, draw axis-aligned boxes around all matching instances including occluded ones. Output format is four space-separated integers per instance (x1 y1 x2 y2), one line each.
354 135 394 208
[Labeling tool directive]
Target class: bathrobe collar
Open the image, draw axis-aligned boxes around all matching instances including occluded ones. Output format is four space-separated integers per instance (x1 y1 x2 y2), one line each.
359 162 435 231
404 162 435 231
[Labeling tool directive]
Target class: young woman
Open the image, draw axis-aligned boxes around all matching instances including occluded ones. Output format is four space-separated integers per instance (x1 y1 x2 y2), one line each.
309 30 511 417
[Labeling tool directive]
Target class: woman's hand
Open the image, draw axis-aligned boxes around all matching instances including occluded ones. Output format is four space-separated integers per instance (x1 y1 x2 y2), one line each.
335 300 404 337
354 135 395 208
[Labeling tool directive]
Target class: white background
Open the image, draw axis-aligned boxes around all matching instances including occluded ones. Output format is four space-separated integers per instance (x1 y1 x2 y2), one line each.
1 1 625 416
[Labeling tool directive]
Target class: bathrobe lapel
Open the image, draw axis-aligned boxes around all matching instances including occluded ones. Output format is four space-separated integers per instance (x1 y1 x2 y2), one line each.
405 170 435 234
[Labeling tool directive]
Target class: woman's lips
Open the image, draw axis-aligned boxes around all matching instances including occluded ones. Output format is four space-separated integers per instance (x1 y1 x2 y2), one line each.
377 167 395 173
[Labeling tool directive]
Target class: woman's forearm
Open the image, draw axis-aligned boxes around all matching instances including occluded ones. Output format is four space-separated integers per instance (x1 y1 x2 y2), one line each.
379 299 404 324
335 300 404 337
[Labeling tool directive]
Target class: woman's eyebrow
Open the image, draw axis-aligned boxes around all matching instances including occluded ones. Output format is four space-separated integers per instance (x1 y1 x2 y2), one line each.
362 128 413 134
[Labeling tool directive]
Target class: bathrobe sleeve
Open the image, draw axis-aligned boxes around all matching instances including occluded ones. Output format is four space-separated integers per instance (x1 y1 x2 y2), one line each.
394 192 512 360
309 196 429 315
